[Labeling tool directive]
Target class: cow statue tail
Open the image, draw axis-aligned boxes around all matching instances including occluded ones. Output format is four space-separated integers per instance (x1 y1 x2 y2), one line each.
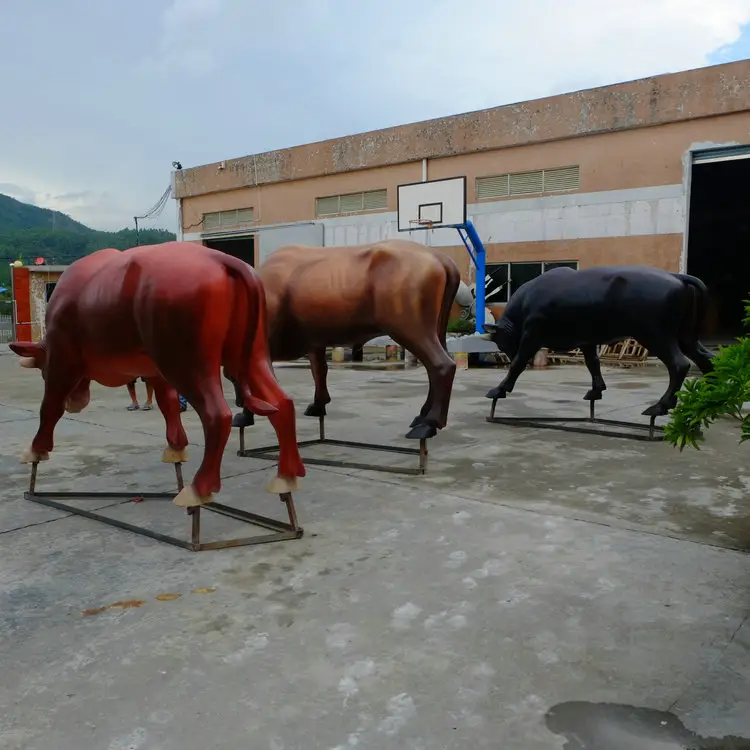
437 257 462 347
672 272 709 342
220 255 277 417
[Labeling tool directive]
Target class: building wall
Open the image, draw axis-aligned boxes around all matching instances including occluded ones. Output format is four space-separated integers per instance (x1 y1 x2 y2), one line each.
174 59 750 199
183 111 750 283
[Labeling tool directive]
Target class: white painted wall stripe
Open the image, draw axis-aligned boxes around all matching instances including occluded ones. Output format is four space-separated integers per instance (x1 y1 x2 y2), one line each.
182 183 687 248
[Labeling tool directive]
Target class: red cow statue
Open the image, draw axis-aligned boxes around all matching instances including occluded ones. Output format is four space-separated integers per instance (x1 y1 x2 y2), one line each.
229 239 461 440
9 241 305 508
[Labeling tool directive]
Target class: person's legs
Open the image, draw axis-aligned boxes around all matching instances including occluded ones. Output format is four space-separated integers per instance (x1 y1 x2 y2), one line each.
126 380 139 410
143 378 155 410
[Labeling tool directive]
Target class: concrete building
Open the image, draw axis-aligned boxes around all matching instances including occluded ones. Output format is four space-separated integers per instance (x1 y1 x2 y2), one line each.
174 59 750 340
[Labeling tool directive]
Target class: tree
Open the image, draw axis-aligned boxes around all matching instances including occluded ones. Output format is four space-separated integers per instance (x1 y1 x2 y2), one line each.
664 299 750 450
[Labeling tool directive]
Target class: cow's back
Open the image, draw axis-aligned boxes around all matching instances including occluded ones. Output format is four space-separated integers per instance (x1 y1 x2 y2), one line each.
259 240 451 352
511 265 689 346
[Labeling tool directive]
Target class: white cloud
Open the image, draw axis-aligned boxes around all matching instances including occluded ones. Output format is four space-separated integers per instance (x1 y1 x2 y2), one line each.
2 0 750 232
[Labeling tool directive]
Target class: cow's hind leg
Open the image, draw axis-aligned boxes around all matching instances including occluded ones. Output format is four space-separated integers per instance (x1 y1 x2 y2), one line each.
642 340 692 417
394 333 456 440
679 339 714 376
410 380 434 428
22 358 84 464
151 378 190 464
224 369 255 428
581 344 607 401
304 347 331 417
154 361 232 507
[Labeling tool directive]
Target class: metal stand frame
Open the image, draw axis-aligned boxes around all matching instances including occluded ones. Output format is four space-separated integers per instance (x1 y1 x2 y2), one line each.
237 416 428 476
486 398 665 442
24 461 303 551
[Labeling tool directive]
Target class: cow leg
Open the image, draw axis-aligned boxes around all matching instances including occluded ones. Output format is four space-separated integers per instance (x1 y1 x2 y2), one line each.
410 381 434 428
21 360 84 464
581 344 607 401
393 333 455 440
679 339 715 376
245 361 306 493
225 369 255 428
151 378 189 464
156 368 232 507
304 347 331 418
642 340 692 417
486 332 540 399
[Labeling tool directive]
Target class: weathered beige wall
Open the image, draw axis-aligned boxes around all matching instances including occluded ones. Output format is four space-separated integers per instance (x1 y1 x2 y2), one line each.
181 110 750 233
175 59 750 200
181 162 420 235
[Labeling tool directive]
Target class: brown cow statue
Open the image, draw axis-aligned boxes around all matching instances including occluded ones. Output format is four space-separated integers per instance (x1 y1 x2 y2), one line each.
228 239 461 440
9 241 306 507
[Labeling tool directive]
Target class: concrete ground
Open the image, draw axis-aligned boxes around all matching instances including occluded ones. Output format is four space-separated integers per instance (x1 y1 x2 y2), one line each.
1 346 749 749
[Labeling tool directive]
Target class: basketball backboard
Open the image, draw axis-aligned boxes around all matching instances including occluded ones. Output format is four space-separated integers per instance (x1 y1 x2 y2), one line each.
397 176 467 231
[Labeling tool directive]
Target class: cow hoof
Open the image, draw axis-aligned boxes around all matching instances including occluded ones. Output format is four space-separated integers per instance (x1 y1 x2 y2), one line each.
486 386 508 400
405 422 437 440
642 403 669 417
583 389 603 401
232 411 254 428
173 486 213 508
266 475 300 494
162 445 189 463
304 402 327 418
20 447 49 464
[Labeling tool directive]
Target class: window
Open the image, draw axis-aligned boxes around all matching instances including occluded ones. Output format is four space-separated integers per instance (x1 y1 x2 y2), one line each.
45 282 56 302
315 189 387 217
203 207 255 230
484 260 578 303
476 165 580 200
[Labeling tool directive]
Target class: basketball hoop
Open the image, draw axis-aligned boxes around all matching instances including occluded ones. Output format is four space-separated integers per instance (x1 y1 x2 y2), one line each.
409 219 434 230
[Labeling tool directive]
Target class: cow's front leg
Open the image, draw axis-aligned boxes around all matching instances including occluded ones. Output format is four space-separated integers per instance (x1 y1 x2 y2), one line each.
304 347 331 418
486 333 540 400
22 363 84 463
152 378 189 464
581 344 606 401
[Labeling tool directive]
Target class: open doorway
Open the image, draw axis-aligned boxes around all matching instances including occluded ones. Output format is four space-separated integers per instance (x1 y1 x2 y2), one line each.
687 151 750 344
203 235 255 266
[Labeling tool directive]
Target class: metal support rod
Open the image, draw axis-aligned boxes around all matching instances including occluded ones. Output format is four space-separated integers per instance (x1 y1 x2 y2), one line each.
25 461 303 551
238 414 428 475
487 397 666 442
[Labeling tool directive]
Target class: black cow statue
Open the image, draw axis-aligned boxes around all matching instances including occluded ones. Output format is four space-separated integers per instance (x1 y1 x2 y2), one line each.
481 265 714 417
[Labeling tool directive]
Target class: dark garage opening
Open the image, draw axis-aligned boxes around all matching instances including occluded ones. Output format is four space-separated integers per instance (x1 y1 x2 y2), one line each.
203 235 255 267
687 154 750 343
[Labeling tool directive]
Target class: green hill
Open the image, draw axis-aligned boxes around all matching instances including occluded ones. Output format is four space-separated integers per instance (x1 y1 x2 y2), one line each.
0 193 176 291
0 193 91 233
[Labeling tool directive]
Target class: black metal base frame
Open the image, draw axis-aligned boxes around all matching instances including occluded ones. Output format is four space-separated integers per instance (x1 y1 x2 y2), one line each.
24 462 303 552
237 416 428 476
486 398 665 442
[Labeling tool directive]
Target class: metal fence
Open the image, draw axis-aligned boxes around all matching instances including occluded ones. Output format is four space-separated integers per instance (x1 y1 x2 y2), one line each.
0 299 13 344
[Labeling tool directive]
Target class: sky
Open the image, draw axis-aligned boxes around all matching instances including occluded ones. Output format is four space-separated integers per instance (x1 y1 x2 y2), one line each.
1 0 749 233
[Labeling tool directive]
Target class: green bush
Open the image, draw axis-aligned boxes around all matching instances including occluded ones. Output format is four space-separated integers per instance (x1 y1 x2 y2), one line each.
664 298 750 450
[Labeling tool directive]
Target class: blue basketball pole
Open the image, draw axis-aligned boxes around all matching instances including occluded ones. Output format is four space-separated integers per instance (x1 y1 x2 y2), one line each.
456 220 487 335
